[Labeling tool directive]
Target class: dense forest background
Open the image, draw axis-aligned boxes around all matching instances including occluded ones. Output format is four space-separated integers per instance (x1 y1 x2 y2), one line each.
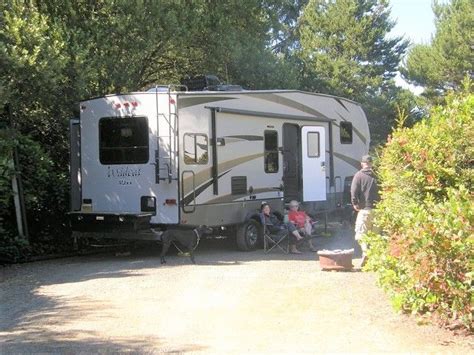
0 0 471 260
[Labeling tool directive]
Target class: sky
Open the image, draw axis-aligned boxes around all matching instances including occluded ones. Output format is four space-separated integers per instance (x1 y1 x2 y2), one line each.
388 0 437 92
389 0 436 45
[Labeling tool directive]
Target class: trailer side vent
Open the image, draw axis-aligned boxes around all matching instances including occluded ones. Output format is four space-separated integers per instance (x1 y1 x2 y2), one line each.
231 176 247 195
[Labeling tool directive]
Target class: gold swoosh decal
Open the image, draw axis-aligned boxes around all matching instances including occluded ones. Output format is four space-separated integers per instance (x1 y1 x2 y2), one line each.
182 153 264 195
246 93 331 120
205 187 279 204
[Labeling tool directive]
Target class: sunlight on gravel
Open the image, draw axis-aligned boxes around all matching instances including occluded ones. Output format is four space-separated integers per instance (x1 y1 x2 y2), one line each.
1 228 472 353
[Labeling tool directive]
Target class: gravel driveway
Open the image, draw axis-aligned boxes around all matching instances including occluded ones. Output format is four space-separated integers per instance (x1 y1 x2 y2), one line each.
1 224 472 354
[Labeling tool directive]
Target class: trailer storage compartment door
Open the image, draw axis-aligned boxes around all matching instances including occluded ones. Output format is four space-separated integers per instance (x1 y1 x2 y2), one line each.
301 126 326 201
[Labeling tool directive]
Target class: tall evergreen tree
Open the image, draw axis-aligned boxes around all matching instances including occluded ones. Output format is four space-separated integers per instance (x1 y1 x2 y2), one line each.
297 0 408 99
402 0 473 99
296 0 411 145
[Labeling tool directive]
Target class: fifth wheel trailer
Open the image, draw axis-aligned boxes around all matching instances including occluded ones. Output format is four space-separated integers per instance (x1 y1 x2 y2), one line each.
69 87 370 250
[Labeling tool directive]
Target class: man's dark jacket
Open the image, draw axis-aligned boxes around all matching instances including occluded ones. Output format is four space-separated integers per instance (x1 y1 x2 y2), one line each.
350 168 379 209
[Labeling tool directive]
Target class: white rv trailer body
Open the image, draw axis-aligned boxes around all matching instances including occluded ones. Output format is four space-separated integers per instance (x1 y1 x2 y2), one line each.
70 89 369 246
76 93 179 224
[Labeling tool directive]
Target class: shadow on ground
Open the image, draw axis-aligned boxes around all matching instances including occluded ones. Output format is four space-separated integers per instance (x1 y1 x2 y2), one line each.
105 221 361 265
1 331 206 353
0 220 358 353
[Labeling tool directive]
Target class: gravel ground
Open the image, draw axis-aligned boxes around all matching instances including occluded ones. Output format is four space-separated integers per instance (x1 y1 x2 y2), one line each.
1 224 472 354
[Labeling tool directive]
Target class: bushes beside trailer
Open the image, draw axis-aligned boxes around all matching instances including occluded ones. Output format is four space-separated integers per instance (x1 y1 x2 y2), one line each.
364 89 473 331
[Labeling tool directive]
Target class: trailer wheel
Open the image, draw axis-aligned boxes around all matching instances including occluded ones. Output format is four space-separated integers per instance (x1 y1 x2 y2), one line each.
236 219 261 251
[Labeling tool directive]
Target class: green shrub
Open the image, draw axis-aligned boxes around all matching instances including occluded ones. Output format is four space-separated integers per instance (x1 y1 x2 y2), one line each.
364 89 473 330
0 132 70 261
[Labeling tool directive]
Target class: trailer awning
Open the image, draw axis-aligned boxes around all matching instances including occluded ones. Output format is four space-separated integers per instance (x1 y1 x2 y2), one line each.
205 106 335 122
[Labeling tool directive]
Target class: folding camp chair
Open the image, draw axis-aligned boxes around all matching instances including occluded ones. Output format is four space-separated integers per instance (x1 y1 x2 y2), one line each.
296 225 319 252
259 213 290 254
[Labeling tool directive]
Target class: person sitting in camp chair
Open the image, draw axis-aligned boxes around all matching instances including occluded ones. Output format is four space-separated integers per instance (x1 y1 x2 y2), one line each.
260 202 304 254
288 200 318 252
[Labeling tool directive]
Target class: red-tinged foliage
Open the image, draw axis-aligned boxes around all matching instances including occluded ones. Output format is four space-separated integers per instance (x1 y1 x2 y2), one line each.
363 88 473 331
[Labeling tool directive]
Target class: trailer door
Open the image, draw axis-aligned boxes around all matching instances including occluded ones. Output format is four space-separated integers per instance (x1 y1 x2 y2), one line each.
301 126 326 201
282 123 301 202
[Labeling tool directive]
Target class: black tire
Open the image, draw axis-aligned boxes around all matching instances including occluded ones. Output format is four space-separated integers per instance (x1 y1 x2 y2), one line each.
236 219 261 251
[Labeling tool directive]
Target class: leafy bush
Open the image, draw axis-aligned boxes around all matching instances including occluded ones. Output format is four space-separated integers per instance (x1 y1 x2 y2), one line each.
0 132 70 262
364 89 473 330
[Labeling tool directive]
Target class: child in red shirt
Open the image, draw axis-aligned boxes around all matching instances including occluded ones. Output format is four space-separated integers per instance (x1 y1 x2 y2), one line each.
288 200 317 252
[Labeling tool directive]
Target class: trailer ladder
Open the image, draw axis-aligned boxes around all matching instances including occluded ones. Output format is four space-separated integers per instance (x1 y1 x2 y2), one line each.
154 84 187 183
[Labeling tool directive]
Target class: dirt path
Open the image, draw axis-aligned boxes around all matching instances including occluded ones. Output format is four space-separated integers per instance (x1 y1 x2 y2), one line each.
1 226 472 354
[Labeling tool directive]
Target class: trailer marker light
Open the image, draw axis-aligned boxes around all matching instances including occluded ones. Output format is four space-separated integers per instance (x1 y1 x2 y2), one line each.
169 98 176 105
165 199 177 205
131 101 138 107
123 102 130 108
115 103 121 109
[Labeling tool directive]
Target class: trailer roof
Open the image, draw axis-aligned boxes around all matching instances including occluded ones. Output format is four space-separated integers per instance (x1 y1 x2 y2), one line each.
81 89 362 107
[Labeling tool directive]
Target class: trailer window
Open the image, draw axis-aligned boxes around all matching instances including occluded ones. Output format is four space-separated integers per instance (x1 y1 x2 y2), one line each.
264 130 279 173
307 132 320 157
99 117 149 164
184 134 208 164
340 122 353 144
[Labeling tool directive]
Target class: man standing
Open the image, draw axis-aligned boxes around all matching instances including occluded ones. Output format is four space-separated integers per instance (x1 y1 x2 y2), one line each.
351 155 379 267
